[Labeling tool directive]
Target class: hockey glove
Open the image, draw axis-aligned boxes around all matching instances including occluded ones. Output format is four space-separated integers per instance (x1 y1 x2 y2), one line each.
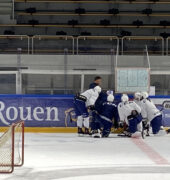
88 105 95 111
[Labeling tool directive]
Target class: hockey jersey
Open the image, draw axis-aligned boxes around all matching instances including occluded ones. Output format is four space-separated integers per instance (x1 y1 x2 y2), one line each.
118 101 141 125
99 102 119 123
81 89 99 107
134 99 142 107
140 98 161 122
89 82 98 89
94 91 107 114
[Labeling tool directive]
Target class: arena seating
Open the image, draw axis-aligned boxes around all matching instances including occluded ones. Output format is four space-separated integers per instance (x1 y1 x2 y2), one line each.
0 0 170 54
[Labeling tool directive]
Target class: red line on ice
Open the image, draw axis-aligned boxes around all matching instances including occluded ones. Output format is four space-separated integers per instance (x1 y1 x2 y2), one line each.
131 138 169 165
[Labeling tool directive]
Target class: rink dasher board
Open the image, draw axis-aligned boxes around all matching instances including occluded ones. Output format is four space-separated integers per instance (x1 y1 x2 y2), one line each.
0 127 77 133
0 95 169 133
0 127 169 133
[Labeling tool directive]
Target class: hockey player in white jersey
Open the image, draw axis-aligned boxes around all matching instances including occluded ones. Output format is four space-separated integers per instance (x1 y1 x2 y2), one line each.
140 92 165 135
134 91 150 136
118 94 142 138
74 86 101 135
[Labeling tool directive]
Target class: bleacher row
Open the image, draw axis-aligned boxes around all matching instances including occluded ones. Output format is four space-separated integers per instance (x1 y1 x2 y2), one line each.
13 0 170 4
1 0 170 55
0 35 168 55
10 0 170 35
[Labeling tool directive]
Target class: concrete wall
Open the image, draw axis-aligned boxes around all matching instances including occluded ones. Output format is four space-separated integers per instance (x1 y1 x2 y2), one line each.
0 54 170 94
0 54 169 71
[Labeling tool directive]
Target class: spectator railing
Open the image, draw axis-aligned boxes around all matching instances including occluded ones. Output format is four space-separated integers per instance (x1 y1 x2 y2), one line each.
0 35 167 55
0 35 30 54
166 37 170 55
31 35 75 54
77 36 119 55
121 36 164 55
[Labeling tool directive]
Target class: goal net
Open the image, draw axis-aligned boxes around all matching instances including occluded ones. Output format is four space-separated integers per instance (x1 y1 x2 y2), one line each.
0 121 24 173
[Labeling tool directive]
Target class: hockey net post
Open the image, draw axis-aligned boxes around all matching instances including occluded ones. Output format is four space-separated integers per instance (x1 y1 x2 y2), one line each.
0 121 24 173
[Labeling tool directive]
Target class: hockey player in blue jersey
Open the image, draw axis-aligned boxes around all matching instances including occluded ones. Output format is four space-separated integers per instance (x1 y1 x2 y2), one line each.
74 86 102 135
90 90 108 131
94 91 108 113
92 94 119 138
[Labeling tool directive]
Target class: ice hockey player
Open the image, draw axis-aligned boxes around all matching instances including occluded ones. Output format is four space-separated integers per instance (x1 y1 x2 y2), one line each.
118 94 142 138
90 90 107 134
134 92 150 136
74 86 102 136
140 92 165 135
96 94 119 138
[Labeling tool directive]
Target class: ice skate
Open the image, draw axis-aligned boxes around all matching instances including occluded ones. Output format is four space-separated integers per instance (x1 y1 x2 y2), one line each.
154 129 167 136
84 128 91 136
78 127 84 137
92 129 101 138
123 130 132 137
131 131 142 138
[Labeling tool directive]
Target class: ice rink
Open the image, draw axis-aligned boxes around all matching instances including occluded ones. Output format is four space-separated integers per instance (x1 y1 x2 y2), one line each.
1 133 170 180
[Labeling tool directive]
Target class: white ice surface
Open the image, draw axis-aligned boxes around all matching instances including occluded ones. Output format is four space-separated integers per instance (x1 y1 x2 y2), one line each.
1 133 170 180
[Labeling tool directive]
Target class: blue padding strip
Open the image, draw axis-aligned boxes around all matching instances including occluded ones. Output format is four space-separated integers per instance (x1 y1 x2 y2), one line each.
149 95 170 99
0 94 74 98
0 94 169 99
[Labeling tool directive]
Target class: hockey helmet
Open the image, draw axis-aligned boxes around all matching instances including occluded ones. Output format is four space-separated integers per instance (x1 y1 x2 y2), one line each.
134 92 141 100
107 94 114 102
121 94 129 102
141 91 149 99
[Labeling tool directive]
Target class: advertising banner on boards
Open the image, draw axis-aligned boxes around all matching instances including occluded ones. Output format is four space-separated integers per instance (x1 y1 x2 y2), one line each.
0 95 76 127
0 95 169 127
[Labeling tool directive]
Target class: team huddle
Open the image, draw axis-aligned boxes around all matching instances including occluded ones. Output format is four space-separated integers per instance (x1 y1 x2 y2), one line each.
73 77 165 138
